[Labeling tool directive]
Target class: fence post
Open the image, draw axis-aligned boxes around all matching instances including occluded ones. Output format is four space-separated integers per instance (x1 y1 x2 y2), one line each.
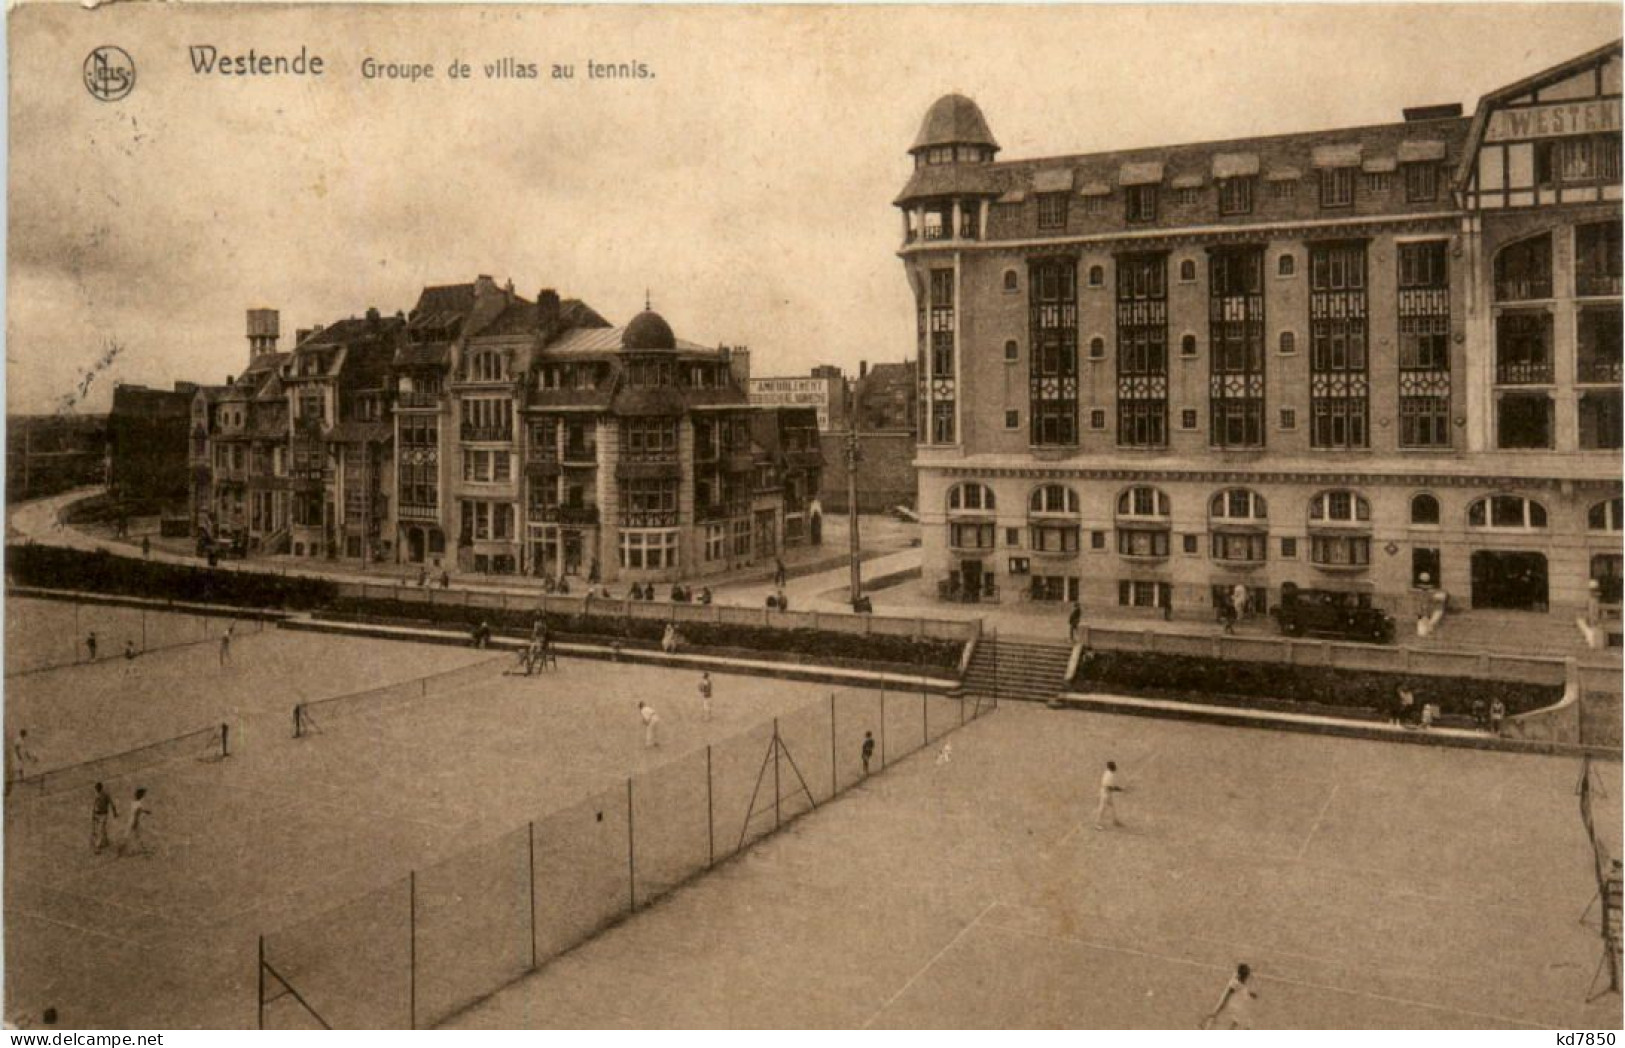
221 723 230 759
257 934 266 1029
922 691 928 743
626 778 636 913
528 821 538 971
829 693 837 794
879 689 887 768
773 717 782 832
706 745 715 868
408 870 417 1030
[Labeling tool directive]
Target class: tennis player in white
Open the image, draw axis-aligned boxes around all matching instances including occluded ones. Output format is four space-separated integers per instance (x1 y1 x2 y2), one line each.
638 701 661 748
1095 760 1124 830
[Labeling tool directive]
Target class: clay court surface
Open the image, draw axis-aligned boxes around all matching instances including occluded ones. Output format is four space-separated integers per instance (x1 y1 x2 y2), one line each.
4 599 1622 1029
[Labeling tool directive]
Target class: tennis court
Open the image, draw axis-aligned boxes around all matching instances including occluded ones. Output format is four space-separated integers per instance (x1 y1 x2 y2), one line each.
3 599 953 1028
448 702 1624 1030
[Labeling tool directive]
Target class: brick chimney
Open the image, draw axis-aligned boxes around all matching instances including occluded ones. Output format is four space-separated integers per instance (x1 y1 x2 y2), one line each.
727 345 751 386
536 288 561 341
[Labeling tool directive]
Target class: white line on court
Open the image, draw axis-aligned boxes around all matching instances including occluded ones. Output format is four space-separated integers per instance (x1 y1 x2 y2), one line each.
976 913 1555 1030
1297 783 1339 859
4 905 150 948
862 899 998 1028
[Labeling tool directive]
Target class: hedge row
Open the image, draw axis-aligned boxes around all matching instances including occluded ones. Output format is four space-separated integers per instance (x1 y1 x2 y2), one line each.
1073 649 1562 717
321 595 964 671
6 544 338 611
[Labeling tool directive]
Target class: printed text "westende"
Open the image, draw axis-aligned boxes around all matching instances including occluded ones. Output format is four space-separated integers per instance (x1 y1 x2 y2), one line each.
188 46 326 76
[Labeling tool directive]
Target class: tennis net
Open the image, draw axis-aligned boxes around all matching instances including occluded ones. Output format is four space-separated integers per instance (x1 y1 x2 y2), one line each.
17 723 229 799
293 656 509 738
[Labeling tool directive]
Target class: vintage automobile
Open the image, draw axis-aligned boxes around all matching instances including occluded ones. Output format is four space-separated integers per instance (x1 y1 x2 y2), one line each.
1270 582 1396 644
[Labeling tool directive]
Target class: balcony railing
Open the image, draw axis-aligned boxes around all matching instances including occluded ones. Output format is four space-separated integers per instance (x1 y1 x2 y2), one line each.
528 503 601 526
620 509 679 528
1578 358 1624 384
1496 360 1555 385
620 445 680 464
399 502 439 520
396 390 442 409
460 425 514 443
561 443 597 465
1494 278 1554 302
1577 273 1623 298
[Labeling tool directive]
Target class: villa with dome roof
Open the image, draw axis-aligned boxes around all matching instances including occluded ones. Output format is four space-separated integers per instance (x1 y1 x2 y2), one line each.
192 274 822 583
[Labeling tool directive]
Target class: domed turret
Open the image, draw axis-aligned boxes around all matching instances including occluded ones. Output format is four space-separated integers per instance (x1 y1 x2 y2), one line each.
910 94 999 160
622 309 676 351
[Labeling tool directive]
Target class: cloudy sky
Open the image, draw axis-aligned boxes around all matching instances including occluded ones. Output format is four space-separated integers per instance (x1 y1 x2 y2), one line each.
7 3 1618 414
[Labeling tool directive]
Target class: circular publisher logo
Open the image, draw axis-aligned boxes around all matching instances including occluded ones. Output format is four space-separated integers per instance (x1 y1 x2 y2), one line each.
84 46 135 102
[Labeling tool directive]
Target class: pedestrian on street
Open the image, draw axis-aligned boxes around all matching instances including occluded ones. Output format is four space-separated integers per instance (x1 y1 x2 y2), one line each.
861 731 875 776
219 624 234 667
1095 760 1124 830
1068 602 1083 643
85 631 97 662
1489 697 1506 735
774 558 787 588
440 570 450 589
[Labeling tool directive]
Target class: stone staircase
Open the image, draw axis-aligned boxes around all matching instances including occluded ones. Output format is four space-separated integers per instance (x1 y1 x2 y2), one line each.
957 636 1073 703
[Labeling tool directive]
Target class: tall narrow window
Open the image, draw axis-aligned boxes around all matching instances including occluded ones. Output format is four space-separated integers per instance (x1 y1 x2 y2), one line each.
1208 246 1266 448
1577 222 1623 298
1116 253 1168 447
1398 241 1451 448
1125 185 1158 223
1030 258 1079 446
927 269 956 444
1494 234 1552 302
1037 193 1069 232
1309 242 1370 449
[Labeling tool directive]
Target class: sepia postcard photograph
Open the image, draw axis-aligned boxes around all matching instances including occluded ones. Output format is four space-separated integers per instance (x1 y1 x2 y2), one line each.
3 0 1624 1035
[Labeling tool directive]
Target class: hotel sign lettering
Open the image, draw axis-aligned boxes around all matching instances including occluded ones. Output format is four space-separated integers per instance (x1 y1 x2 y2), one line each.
749 378 832 430
1485 99 1622 143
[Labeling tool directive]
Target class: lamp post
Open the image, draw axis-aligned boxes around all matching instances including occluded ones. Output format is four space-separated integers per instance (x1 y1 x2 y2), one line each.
846 428 862 606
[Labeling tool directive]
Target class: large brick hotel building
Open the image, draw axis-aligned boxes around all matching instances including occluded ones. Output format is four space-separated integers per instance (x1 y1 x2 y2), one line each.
899 41 1622 622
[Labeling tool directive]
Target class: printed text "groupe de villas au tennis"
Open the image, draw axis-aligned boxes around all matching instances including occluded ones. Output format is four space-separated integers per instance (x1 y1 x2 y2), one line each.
185 46 652 82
